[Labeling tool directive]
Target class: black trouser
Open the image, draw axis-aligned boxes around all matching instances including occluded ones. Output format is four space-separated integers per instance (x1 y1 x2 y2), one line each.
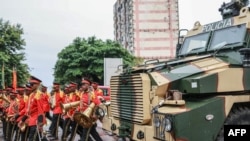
50 113 63 138
13 124 20 141
28 125 42 141
19 126 29 141
80 123 102 141
68 120 79 141
61 118 71 141
1 117 7 140
6 121 15 141
45 111 52 122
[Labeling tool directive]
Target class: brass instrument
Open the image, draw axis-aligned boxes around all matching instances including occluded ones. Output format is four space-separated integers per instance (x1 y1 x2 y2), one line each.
6 98 19 124
18 120 28 132
60 101 80 114
6 114 14 122
0 93 10 120
73 102 96 128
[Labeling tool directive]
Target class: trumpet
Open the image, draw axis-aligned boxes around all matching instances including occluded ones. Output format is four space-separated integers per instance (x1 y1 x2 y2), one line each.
60 101 80 114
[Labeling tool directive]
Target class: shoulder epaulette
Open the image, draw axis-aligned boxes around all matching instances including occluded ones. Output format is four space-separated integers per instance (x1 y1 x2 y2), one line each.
34 90 42 99
90 91 95 99
69 92 73 100
59 91 64 98
24 95 29 102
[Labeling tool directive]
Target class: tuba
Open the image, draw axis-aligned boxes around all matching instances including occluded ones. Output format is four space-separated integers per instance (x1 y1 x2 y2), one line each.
60 101 80 114
73 102 96 128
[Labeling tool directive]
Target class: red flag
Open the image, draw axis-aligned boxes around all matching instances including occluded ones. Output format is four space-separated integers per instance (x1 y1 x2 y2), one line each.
12 67 17 91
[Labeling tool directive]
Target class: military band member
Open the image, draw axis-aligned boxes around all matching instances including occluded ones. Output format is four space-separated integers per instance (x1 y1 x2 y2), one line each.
17 84 32 141
13 86 27 141
49 82 64 140
0 89 7 140
61 86 73 141
41 85 52 121
68 82 81 141
92 82 103 96
17 76 45 141
78 79 103 141
1 87 13 140
6 91 19 141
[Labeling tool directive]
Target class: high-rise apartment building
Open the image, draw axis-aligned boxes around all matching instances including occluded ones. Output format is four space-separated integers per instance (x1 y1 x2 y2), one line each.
114 0 179 60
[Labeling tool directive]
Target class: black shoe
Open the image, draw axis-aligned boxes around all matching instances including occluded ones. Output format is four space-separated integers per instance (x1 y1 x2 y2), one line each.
66 131 71 137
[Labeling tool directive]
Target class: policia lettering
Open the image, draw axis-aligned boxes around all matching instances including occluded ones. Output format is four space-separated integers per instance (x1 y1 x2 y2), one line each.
202 18 233 32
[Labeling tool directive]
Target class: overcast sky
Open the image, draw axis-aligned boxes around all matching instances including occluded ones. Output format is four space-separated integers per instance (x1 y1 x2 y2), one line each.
0 0 230 88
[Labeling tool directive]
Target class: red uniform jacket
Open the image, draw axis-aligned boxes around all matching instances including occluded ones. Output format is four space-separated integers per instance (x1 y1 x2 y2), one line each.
6 99 19 119
62 94 73 119
41 92 50 112
93 88 103 97
62 92 80 119
77 91 100 113
52 91 64 114
0 99 3 109
19 91 44 126
16 97 25 122
17 95 28 122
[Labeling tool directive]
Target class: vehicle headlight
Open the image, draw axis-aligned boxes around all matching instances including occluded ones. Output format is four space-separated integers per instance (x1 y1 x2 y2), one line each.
162 117 172 132
153 116 161 128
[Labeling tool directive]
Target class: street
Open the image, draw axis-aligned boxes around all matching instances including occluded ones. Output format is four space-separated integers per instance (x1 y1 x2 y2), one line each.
0 119 116 141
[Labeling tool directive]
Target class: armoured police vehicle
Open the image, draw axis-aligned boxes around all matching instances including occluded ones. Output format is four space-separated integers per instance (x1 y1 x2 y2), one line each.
102 0 250 140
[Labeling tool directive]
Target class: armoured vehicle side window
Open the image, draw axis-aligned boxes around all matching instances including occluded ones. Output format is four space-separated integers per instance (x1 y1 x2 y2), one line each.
179 32 210 55
209 24 246 50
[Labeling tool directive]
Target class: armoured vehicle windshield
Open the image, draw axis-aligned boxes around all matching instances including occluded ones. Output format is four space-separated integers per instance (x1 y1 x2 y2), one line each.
179 21 247 56
209 24 246 50
179 32 210 55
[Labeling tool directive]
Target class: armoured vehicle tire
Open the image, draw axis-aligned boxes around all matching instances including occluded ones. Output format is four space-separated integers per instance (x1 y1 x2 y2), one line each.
216 106 250 141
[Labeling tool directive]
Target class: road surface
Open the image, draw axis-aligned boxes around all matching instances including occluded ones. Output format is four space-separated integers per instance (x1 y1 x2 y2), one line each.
0 119 117 141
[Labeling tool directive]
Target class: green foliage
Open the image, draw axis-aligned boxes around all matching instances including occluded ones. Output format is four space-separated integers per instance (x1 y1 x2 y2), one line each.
54 36 136 85
0 19 30 88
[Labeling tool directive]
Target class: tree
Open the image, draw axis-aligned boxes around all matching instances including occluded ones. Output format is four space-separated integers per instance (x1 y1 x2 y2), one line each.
0 18 30 88
54 36 139 85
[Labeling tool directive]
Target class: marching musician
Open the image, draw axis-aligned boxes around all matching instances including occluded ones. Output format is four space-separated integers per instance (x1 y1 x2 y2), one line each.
16 84 32 141
92 82 104 102
48 82 64 140
0 89 7 140
68 82 81 141
5 91 19 141
61 85 73 141
13 86 26 141
1 87 13 140
77 79 103 141
41 85 52 122
17 76 45 141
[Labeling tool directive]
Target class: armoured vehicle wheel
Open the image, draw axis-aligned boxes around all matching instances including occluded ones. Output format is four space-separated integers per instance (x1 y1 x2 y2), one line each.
216 106 250 141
